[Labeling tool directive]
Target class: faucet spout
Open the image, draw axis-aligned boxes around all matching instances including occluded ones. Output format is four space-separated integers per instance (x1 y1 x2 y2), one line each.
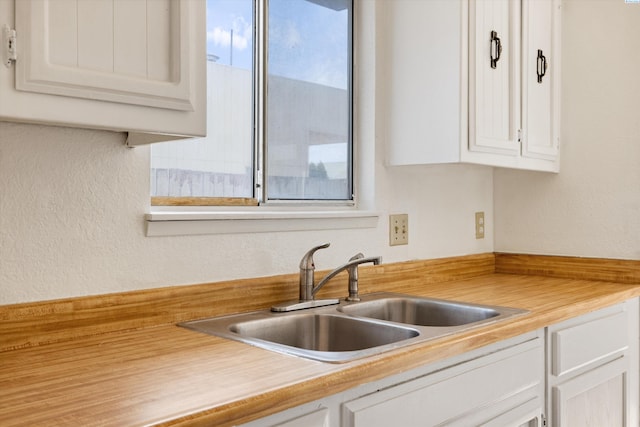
313 254 382 300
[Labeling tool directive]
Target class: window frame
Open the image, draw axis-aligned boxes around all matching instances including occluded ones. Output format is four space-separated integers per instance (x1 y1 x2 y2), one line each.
150 0 355 207
145 0 377 237
258 0 355 205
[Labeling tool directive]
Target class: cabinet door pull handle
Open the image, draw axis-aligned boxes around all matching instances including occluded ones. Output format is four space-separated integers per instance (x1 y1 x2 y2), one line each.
490 30 502 69
537 49 547 83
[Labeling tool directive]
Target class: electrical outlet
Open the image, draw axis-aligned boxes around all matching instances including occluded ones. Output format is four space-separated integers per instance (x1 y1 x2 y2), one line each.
475 212 485 239
389 214 409 246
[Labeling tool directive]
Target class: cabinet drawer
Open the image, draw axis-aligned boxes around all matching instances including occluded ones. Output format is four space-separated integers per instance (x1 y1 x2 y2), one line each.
240 407 330 427
342 338 542 427
550 309 628 377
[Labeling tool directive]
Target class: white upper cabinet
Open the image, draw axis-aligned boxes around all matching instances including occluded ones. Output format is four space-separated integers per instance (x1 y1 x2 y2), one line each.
468 0 521 156
386 0 560 172
521 0 561 162
0 0 205 144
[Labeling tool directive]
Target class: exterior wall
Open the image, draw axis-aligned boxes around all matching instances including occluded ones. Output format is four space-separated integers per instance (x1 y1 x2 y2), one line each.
150 63 350 199
151 63 254 198
494 0 640 259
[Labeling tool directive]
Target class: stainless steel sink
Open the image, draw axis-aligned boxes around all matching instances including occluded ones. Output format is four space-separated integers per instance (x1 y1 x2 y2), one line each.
181 311 419 363
338 295 507 327
230 314 419 351
179 292 527 363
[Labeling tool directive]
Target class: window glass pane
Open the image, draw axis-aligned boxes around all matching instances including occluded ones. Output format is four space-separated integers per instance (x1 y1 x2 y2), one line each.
266 0 352 200
150 0 254 199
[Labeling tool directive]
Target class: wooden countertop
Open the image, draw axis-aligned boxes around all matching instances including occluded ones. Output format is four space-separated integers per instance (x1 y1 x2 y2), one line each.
2 268 640 427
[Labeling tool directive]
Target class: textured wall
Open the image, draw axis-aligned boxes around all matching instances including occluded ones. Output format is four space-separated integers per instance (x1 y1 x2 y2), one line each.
494 0 640 259
0 121 492 305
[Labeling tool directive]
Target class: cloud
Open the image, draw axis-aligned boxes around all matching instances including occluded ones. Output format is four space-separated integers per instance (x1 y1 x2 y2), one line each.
282 22 302 49
207 16 251 50
269 20 302 50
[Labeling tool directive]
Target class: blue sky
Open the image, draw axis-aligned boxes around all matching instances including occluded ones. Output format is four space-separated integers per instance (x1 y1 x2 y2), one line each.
206 0 253 68
206 0 349 89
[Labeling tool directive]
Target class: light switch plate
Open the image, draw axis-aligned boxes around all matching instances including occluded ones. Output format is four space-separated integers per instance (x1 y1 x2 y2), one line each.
389 214 408 246
475 212 485 239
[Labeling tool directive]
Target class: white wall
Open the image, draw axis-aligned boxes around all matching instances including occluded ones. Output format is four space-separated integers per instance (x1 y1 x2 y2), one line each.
0 2 492 305
494 0 640 260
0 127 492 306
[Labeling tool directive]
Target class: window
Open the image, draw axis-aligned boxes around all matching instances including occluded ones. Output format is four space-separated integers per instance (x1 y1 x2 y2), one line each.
150 0 353 206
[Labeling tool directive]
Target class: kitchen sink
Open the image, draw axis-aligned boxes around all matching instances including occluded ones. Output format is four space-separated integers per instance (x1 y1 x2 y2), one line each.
179 292 527 363
338 296 506 327
230 314 419 351
181 311 419 363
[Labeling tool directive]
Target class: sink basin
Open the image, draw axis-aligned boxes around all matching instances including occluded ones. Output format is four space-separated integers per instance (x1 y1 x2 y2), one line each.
179 292 527 363
231 314 418 351
339 296 504 327
181 311 419 363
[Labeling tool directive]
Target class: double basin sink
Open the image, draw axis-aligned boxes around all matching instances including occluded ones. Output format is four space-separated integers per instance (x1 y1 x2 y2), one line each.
179 292 527 363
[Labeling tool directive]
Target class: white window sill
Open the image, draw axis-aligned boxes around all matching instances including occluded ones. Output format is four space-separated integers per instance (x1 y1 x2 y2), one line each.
144 210 380 237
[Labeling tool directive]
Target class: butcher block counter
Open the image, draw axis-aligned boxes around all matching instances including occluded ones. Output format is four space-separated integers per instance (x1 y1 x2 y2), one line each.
2 253 640 426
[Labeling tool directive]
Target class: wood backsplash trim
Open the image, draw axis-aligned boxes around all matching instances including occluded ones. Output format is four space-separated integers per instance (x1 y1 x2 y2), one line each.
495 253 640 284
0 253 495 353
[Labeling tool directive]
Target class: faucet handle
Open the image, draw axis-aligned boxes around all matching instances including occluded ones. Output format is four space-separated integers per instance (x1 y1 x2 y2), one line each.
299 243 330 270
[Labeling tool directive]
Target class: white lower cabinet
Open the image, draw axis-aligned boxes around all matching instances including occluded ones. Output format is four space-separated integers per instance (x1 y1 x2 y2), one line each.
238 405 331 427
342 337 542 427
546 298 639 426
553 358 627 426
240 332 544 427
241 298 640 427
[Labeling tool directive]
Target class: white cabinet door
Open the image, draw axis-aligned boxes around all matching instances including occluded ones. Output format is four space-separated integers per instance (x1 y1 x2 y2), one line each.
467 0 560 171
384 0 559 172
552 358 627 427
521 0 561 161
0 0 205 141
468 0 520 156
547 298 640 427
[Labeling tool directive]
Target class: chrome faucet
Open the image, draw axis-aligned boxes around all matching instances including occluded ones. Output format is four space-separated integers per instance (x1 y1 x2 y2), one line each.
271 243 382 312
298 243 331 301
314 252 382 302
